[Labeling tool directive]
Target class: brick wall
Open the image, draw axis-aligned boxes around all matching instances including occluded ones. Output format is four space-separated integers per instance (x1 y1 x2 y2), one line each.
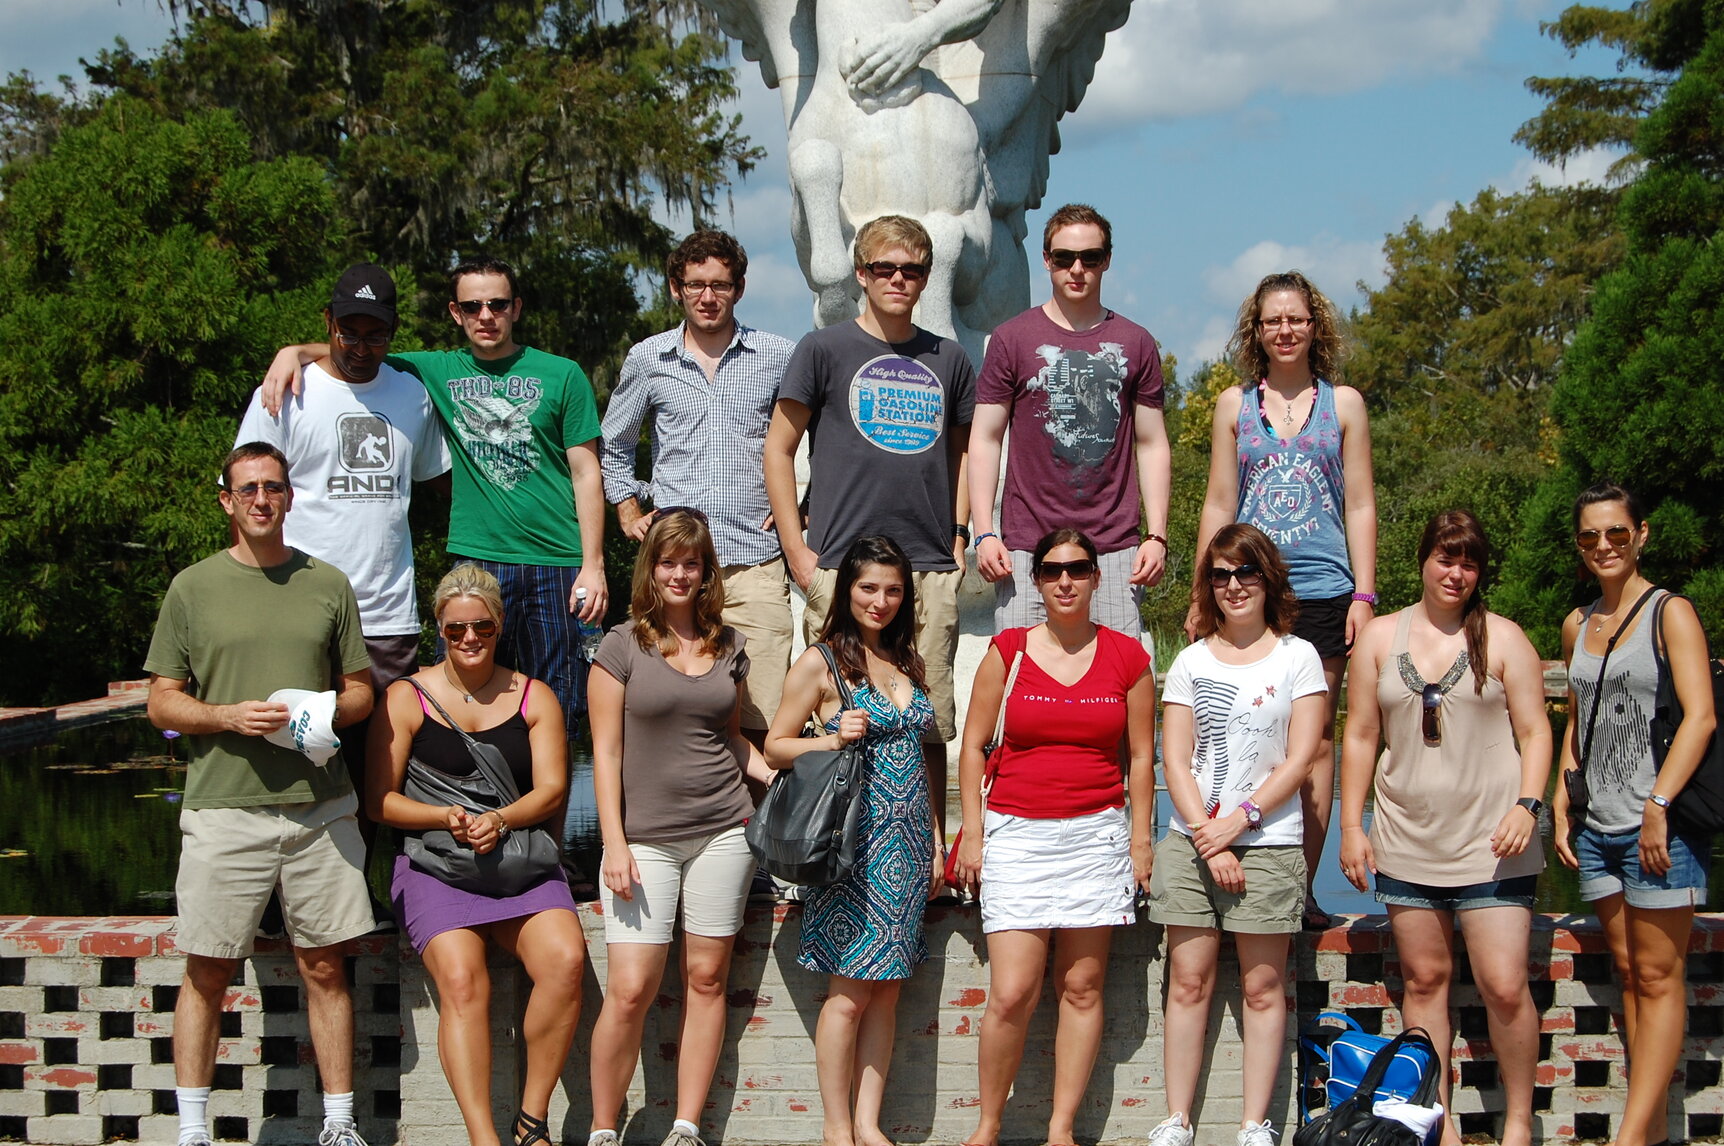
3 910 1721 1145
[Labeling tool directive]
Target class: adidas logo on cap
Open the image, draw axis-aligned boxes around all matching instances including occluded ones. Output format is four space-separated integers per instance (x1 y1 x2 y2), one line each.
355 285 377 300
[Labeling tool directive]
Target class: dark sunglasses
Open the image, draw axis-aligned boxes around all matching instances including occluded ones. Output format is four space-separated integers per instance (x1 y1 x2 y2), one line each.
1035 558 1096 581
1575 525 1634 551
1207 563 1265 588
454 297 514 316
1045 247 1109 269
863 261 929 283
654 505 710 525
441 619 499 641
1421 683 1443 746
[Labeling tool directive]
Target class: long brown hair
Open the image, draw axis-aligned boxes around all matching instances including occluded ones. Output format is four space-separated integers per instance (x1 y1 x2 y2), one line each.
816 535 926 692
629 510 730 657
1190 523 1300 639
1419 510 1492 694
1226 270 1347 383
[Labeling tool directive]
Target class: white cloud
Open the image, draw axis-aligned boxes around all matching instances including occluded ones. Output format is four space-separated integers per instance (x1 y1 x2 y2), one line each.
1201 236 1386 306
1087 0 1507 122
1502 145 1632 191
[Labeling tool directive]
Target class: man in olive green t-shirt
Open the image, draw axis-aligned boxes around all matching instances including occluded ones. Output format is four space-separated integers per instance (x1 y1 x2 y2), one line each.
144 442 376 1146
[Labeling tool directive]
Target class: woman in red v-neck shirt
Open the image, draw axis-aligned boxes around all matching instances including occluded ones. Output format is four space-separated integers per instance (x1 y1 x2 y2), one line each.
949 528 1156 1146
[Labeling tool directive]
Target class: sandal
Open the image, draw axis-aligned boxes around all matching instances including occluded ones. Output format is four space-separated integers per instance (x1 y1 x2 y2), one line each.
513 1111 552 1146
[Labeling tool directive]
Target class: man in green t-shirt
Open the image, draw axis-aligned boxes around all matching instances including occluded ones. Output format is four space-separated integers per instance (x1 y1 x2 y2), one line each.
145 443 376 1146
261 258 607 731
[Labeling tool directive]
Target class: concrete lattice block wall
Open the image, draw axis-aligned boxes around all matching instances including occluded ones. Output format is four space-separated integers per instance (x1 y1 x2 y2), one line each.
3 911 1722 1145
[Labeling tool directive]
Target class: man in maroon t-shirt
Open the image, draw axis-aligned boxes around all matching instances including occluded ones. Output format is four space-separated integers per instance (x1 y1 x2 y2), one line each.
967 203 1171 640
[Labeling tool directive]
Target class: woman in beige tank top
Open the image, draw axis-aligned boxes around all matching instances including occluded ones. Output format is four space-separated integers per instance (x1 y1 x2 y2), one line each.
1338 510 1552 1146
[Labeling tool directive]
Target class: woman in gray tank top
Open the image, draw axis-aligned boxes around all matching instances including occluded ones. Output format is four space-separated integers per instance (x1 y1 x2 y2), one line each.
1554 481 1715 1146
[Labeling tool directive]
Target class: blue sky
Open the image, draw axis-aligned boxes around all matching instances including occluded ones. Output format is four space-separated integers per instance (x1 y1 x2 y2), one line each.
3 0 1626 379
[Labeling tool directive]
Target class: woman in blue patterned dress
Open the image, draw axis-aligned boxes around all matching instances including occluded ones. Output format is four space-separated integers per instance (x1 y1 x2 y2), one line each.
766 535 939 1146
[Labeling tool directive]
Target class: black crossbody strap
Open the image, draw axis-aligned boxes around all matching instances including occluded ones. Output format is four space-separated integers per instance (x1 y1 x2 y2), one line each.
812 642 858 709
407 678 525 804
1579 587 1659 772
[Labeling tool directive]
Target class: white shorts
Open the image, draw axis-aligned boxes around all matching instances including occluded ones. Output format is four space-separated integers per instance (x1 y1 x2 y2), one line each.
603 824 756 944
979 805 1136 933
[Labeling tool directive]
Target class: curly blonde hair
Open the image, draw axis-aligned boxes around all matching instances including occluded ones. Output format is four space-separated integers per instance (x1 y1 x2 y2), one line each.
1226 271 1347 382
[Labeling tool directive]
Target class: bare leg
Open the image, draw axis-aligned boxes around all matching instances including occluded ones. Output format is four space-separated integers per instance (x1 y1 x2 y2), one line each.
1047 927 1113 1145
173 955 240 1087
1459 907 1538 1146
1300 657 1344 923
296 942 355 1094
1163 926 1221 1119
851 979 904 1146
1388 905 1460 1146
1234 931 1293 1127
814 975 877 1146
966 929 1052 1145
1613 904 1695 1146
493 910 586 1129
420 929 500 1146
1594 893 1636 1049
588 942 672 1131
677 933 740 1125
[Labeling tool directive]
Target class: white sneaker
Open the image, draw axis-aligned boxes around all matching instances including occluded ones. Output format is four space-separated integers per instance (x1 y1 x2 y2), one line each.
318 1120 369 1146
1237 1120 1278 1146
1149 1114 1195 1146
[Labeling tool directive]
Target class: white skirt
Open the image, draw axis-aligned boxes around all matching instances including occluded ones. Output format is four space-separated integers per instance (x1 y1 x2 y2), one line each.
979 804 1136 933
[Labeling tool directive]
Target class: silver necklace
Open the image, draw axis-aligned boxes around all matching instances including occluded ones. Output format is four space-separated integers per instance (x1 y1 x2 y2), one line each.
444 661 492 703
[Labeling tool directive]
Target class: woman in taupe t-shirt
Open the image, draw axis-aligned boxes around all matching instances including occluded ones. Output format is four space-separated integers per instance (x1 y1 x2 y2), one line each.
586 510 774 1146
1339 510 1551 1146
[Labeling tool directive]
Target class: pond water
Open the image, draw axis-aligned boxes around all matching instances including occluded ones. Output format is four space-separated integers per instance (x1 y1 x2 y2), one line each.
3 716 1717 919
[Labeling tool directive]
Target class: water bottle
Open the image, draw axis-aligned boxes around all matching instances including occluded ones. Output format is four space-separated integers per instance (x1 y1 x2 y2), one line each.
574 586 605 662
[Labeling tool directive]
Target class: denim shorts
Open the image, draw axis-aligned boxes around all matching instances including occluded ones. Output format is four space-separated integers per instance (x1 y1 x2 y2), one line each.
1574 825 1710 909
1374 872 1537 912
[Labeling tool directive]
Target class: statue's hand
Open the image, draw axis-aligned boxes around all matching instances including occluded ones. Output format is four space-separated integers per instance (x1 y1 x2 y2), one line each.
841 24 933 98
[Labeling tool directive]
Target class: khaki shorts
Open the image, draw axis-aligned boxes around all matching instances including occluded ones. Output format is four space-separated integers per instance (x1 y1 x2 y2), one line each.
1147 831 1305 934
804 565 961 741
175 791 374 958
994 545 1146 640
722 558 793 731
603 824 757 943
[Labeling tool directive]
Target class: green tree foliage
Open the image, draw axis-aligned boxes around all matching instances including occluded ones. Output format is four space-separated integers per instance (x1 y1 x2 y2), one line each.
0 97 343 704
1499 1 1724 648
0 1 758 705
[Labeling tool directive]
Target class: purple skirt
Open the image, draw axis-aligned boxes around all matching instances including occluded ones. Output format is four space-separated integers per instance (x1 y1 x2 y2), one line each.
391 853 579 952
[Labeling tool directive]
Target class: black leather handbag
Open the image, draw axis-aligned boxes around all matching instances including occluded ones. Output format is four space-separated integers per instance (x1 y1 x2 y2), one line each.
1293 1027 1441 1146
745 644 866 886
402 680 564 897
1650 593 1724 835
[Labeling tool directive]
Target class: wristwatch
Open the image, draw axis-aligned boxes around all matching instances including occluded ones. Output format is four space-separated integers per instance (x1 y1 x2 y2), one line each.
1238 798 1263 831
1648 793 1673 809
954 523 971 543
1515 797 1543 818
1351 591 1379 605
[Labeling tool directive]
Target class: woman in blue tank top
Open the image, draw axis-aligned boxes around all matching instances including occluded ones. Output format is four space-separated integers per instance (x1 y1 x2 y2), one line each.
1192 271 1377 930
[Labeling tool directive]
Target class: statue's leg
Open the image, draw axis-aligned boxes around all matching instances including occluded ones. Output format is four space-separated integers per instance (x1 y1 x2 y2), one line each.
921 195 993 364
789 136 858 329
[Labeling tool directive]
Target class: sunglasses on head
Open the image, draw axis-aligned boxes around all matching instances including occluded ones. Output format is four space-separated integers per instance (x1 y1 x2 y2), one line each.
441 619 499 641
1575 525 1634 551
454 297 514 316
1421 683 1443 746
1035 558 1096 581
863 261 929 283
654 505 710 525
1045 247 1109 270
1207 563 1264 588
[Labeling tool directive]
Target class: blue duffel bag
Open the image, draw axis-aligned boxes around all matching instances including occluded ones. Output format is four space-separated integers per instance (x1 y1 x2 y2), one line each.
1298 1011 1439 1121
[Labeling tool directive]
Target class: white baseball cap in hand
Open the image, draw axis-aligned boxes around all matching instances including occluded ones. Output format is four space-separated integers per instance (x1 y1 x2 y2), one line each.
264 689 342 765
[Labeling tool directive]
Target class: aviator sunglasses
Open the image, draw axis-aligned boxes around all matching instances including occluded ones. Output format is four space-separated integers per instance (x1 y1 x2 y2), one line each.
1575 525 1634 551
1421 683 1443 746
1207 563 1265 588
441 619 499 641
455 297 515 316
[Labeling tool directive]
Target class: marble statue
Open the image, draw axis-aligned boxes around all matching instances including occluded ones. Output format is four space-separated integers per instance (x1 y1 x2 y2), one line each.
700 0 1133 363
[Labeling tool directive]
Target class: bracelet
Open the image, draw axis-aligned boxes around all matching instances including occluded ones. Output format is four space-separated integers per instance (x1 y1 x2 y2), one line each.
1648 793 1672 809
491 809 511 837
1351 591 1379 605
974 531 998 549
1145 532 1168 547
